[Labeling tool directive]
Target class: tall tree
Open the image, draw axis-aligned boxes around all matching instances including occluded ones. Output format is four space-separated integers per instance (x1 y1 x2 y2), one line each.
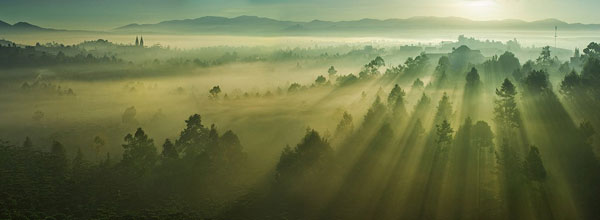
387 84 407 116
524 70 550 95
494 78 521 129
176 114 209 157
465 67 481 87
121 128 157 174
524 146 547 181
560 70 583 101
436 120 454 149
276 129 333 182
161 139 178 159
434 92 453 123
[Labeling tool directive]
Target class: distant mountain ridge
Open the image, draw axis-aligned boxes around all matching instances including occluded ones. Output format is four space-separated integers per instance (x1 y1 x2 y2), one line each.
2 16 600 36
0 21 55 32
113 16 600 36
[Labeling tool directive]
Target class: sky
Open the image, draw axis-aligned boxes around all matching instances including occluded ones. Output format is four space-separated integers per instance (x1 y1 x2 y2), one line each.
1 0 599 30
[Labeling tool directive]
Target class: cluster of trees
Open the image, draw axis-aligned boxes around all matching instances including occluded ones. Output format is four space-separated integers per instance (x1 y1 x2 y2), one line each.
0 114 247 219
21 80 76 96
0 44 123 68
3 38 600 219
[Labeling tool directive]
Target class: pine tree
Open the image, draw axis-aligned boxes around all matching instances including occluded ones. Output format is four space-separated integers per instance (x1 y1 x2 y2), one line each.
435 92 453 123
524 146 547 181
122 128 157 174
436 120 454 149
494 78 521 129
161 139 178 159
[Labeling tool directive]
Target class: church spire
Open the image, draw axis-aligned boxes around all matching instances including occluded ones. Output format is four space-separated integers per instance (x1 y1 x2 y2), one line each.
135 36 139 46
140 35 144 47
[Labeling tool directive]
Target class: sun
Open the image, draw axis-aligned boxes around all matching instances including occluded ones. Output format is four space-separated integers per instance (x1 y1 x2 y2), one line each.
459 0 500 20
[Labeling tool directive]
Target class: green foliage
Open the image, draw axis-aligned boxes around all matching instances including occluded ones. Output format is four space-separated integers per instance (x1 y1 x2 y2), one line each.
288 82 302 92
581 58 600 96
412 78 424 89
359 56 385 79
583 42 600 59
471 121 494 148
404 52 429 76
434 92 453 123
413 92 431 119
314 75 327 85
435 120 454 148
498 51 521 75
363 96 388 128
524 70 550 95
494 78 521 129
176 114 209 157
465 67 481 87
327 66 337 77
276 129 333 182
335 112 354 135
161 139 178 159
209 85 222 99
536 46 553 65
560 70 583 100
121 128 157 175
524 146 547 181
336 74 358 86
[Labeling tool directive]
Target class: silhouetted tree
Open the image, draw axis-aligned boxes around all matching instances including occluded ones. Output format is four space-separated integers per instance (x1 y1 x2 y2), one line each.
212 130 246 168
536 46 553 65
121 128 157 175
466 67 481 87
122 106 137 124
498 51 521 75
209 86 222 99
161 139 178 159
583 42 600 59
413 92 431 119
315 75 327 85
412 78 425 89
524 146 547 181
560 70 583 101
363 96 387 128
524 70 550 95
176 114 209 157
494 78 521 129
328 66 338 77
436 120 454 149
434 92 453 123
335 112 354 136
288 83 302 92
579 121 595 145
387 84 407 116
276 129 333 182
472 121 494 148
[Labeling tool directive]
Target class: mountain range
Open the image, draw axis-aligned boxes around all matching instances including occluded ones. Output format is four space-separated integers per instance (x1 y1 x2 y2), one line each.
2 16 600 36
0 21 57 32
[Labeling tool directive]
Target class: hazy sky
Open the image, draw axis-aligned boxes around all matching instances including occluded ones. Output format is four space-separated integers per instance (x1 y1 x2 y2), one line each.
1 0 599 30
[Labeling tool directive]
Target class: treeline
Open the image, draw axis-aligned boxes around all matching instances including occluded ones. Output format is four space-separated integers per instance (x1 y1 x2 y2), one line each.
0 44 123 68
0 114 248 219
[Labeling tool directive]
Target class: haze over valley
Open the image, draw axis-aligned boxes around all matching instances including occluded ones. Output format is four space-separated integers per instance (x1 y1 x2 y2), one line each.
2 0 600 219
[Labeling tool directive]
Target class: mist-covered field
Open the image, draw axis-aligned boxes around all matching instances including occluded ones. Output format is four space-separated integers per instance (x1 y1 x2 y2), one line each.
2 29 600 220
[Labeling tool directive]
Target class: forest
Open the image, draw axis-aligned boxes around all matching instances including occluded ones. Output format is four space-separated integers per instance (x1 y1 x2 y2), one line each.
1 33 600 220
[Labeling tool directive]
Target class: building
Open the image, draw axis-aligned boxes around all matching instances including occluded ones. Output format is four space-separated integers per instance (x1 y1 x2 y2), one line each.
134 36 144 47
